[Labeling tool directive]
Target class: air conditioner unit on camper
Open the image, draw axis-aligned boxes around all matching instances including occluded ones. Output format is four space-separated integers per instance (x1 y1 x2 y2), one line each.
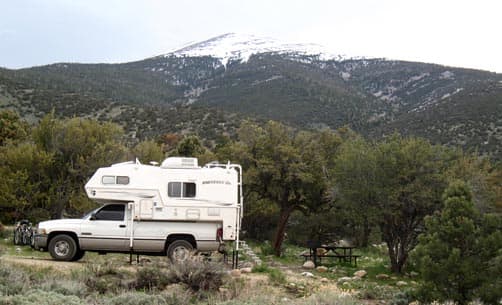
161 157 198 169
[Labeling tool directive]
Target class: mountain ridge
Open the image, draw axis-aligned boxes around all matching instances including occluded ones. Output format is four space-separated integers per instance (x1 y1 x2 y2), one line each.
166 33 351 67
0 34 501 158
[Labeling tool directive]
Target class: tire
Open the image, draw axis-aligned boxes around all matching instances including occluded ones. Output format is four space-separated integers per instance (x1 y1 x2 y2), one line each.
72 250 86 261
48 234 78 261
167 240 194 263
13 229 21 245
22 231 29 245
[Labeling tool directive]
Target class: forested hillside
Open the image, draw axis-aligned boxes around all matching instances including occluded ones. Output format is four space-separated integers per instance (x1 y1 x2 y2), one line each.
1 49 501 158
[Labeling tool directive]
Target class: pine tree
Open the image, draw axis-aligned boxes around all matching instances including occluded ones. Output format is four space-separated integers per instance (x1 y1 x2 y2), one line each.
413 181 502 305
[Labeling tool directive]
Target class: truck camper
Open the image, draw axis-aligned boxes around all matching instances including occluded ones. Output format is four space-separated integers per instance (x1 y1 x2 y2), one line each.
33 157 243 262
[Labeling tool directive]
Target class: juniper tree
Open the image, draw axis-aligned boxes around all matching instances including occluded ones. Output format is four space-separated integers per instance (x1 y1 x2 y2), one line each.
373 135 449 273
221 121 341 256
332 134 449 273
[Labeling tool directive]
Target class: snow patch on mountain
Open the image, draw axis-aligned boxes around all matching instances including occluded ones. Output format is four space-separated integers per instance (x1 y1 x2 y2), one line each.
441 88 464 100
167 33 345 66
340 72 351 81
251 75 283 86
440 71 455 79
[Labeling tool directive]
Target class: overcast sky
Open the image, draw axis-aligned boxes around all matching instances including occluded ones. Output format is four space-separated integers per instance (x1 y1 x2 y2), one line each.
1 0 501 72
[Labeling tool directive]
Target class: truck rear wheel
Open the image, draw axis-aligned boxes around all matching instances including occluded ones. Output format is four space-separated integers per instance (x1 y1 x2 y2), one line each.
48 234 78 261
167 240 193 263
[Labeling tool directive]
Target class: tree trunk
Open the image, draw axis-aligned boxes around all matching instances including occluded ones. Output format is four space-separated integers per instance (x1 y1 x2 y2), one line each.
50 183 70 219
361 216 371 247
381 218 412 274
386 239 408 273
387 242 400 273
273 206 294 256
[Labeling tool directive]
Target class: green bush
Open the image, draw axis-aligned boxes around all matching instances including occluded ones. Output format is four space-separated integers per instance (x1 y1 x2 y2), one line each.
218 295 277 305
389 290 415 305
219 277 245 300
251 264 269 273
251 264 285 285
257 240 275 256
266 268 286 285
0 262 31 295
167 258 225 292
104 292 170 305
292 291 361 305
0 289 85 305
135 267 171 290
39 279 87 297
84 262 120 277
342 281 395 300
83 263 131 294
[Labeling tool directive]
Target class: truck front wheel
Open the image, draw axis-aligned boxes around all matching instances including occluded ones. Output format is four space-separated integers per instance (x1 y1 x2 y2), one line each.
167 240 193 263
48 234 78 261
72 250 86 261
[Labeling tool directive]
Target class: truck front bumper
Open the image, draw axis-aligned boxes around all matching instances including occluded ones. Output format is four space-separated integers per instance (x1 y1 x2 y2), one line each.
33 234 48 250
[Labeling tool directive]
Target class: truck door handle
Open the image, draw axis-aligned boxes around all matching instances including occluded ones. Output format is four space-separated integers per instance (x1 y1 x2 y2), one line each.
119 225 126 228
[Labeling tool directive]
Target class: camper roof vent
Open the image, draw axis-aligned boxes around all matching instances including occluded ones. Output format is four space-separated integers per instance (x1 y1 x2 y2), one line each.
161 157 198 169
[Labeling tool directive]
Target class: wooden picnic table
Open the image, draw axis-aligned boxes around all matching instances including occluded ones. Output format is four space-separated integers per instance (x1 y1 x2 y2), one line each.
301 241 360 267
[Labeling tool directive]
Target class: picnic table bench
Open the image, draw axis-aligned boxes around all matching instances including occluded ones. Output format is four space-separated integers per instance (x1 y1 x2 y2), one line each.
300 241 360 267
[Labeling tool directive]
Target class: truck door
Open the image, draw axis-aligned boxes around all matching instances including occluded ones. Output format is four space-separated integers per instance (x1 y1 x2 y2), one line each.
79 204 128 251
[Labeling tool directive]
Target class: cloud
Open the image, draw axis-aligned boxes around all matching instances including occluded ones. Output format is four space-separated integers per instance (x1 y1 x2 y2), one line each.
0 0 500 71
0 29 15 36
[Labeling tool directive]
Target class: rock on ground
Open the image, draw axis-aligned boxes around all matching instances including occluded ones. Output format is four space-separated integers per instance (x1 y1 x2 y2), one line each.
316 266 328 273
337 276 352 284
316 248 327 256
230 269 241 277
240 267 252 273
302 260 315 269
353 270 367 278
376 273 390 280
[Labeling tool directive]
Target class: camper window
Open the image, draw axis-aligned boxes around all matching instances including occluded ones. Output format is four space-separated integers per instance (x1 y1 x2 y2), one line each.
184 182 196 197
168 182 196 198
101 175 130 185
168 182 182 197
116 176 130 185
102 176 115 184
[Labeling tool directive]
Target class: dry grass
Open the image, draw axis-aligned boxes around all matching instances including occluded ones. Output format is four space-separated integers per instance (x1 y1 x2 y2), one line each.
0 240 413 305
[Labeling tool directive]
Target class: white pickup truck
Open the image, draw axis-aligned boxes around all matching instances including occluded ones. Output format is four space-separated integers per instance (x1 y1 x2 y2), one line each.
33 157 243 262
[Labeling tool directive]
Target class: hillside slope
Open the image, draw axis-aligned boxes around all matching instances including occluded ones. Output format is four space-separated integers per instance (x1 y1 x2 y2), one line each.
0 34 501 157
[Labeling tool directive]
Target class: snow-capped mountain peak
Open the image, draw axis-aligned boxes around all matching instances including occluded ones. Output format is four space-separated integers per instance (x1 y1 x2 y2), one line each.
168 33 343 66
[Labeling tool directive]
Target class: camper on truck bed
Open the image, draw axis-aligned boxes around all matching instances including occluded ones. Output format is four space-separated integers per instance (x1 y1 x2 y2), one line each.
32 157 243 262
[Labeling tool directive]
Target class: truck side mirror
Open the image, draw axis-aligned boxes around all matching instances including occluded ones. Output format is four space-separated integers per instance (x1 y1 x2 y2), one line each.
90 213 97 221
